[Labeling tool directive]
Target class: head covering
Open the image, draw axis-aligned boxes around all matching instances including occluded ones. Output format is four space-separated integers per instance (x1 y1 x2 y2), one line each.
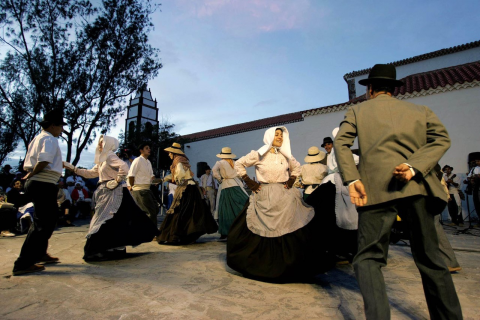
164 142 185 155
358 64 404 87
442 165 453 171
216 147 236 159
304 146 326 163
321 137 333 148
257 126 292 159
332 127 339 139
39 108 67 126
94 135 119 165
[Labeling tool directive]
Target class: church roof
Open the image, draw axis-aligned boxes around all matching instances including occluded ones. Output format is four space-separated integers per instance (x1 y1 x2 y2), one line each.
184 60 480 142
343 40 480 80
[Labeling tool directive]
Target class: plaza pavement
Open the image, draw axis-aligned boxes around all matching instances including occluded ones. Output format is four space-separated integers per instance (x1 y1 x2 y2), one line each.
1 218 479 320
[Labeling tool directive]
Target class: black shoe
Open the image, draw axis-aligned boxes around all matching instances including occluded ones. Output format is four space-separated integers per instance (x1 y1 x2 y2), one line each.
84 252 109 262
108 248 127 260
13 264 45 276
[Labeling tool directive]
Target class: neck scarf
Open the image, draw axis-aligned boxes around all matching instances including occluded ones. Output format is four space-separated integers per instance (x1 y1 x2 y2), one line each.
94 135 119 165
257 126 292 159
170 154 193 182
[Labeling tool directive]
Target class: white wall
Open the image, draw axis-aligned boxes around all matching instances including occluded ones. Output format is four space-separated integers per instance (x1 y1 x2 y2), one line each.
351 47 480 97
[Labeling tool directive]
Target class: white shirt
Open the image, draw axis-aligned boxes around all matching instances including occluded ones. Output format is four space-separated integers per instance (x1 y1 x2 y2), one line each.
444 173 460 194
212 160 240 189
200 173 217 188
468 166 480 177
24 131 63 182
127 156 154 185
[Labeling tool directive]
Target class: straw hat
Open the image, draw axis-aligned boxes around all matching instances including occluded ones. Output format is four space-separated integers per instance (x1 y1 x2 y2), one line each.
304 146 326 163
164 142 185 155
216 147 236 159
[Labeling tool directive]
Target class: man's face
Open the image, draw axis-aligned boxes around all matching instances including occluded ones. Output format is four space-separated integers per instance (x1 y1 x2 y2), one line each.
205 169 211 175
444 167 452 175
324 143 333 154
476 160 480 167
141 146 151 157
13 181 22 190
51 124 64 137
75 184 82 189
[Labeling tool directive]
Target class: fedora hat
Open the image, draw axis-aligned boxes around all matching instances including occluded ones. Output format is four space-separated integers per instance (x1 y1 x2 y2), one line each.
358 64 404 87
164 142 185 155
39 108 67 127
321 137 333 148
304 146 326 163
216 147 236 159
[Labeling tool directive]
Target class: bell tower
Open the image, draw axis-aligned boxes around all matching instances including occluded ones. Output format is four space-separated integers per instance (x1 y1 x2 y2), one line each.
125 86 159 141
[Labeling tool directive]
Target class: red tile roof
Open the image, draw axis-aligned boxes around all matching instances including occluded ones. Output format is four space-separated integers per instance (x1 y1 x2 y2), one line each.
184 61 480 142
183 111 304 142
344 40 480 80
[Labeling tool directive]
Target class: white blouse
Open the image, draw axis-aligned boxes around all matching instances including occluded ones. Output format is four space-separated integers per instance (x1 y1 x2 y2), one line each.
76 153 129 182
212 160 240 189
174 163 195 185
235 150 301 183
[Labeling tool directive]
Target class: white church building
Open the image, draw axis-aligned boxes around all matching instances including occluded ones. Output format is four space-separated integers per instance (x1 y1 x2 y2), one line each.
182 40 480 219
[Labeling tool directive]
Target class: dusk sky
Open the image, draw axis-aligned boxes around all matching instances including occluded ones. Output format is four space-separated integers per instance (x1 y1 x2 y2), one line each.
4 0 480 168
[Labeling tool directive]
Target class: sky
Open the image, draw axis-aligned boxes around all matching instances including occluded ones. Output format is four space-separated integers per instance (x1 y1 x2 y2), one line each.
4 0 480 169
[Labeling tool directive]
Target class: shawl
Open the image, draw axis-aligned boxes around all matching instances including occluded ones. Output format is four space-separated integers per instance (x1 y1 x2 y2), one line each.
257 126 292 159
170 154 194 182
94 135 119 165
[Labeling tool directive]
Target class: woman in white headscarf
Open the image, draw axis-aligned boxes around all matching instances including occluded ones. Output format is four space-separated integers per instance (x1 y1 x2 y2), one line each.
64 135 158 261
227 127 332 282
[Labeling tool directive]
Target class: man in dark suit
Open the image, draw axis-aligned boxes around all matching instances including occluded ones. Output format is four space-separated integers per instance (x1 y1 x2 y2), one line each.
334 64 462 319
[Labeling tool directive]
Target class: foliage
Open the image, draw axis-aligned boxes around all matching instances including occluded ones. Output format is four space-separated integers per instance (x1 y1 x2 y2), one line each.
0 0 162 165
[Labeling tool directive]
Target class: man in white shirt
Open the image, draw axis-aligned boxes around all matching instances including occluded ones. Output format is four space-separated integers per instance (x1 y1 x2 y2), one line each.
443 165 463 226
128 142 158 226
13 107 66 276
200 166 217 215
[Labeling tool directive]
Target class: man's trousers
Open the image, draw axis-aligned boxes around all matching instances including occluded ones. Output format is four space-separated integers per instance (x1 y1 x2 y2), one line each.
132 189 158 227
354 196 462 320
14 180 59 270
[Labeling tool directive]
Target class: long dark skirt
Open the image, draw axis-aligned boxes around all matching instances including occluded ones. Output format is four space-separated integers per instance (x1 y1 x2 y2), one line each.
227 202 333 282
157 185 218 244
83 188 159 258
306 182 358 259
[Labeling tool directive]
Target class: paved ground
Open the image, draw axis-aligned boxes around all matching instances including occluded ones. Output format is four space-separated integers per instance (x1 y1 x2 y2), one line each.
1 218 479 320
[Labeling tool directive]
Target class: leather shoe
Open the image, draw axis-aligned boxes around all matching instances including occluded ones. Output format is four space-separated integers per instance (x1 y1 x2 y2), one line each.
38 254 60 264
12 264 45 276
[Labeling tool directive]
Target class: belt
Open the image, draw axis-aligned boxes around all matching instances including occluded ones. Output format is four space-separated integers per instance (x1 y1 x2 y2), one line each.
205 186 216 190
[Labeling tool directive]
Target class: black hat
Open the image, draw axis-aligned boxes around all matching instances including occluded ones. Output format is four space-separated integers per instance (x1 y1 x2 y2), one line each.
205 166 211 171
358 64 404 87
321 137 333 148
39 108 67 126
442 165 453 171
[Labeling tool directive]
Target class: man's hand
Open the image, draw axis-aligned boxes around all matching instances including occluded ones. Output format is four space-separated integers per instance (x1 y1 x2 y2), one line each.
393 163 414 183
22 172 32 180
127 186 132 191
348 181 368 207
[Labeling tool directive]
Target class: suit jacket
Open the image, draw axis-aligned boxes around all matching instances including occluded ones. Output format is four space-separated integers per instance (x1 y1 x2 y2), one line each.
334 94 450 213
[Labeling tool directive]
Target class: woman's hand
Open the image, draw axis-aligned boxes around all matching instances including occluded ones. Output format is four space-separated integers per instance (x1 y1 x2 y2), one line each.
241 175 261 193
63 161 75 172
284 176 296 189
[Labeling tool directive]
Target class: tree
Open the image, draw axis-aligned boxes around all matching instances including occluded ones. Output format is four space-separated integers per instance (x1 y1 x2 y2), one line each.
0 0 162 165
0 122 18 165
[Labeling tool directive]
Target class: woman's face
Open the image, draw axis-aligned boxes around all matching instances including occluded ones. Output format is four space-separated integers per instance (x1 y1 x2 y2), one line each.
168 152 174 160
272 129 283 147
98 138 104 153
14 180 22 190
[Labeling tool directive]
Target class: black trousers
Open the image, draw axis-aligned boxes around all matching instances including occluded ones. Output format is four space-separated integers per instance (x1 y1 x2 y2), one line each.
13 180 59 270
354 196 462 320
447 194 462 224
0 207 17 231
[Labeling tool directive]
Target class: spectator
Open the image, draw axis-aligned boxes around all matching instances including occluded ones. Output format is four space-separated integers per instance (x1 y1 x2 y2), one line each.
0 192 16 237
57 180 75 227
71 182 91 218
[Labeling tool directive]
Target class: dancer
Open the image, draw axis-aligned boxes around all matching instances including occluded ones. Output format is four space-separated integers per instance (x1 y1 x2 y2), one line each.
157 143 217 245
335 64 462 319
128 142 159 226
64 135 158 261
12 108 65 275
212 147 249 240
297 146 327 200
227 127 331 282
306 128 359 263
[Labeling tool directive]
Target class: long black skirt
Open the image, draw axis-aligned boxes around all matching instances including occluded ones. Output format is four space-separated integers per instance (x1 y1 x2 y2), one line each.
305 182 357 259
83 188 159 258
226 202 333 282
157 185 218 244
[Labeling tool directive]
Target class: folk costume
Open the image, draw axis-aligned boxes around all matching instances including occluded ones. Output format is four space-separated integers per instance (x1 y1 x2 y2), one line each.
13 109 65 275
200 168 217 215
443 165 463 226
67 136 158 261
334 64 462 319
227 127 330 282
297 146 327 200
128 155 158 226
212 147 249 238
157 143 218 245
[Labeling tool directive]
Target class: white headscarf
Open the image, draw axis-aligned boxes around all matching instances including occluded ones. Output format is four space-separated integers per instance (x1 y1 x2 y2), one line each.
94 135 119 165
257 126 292 159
